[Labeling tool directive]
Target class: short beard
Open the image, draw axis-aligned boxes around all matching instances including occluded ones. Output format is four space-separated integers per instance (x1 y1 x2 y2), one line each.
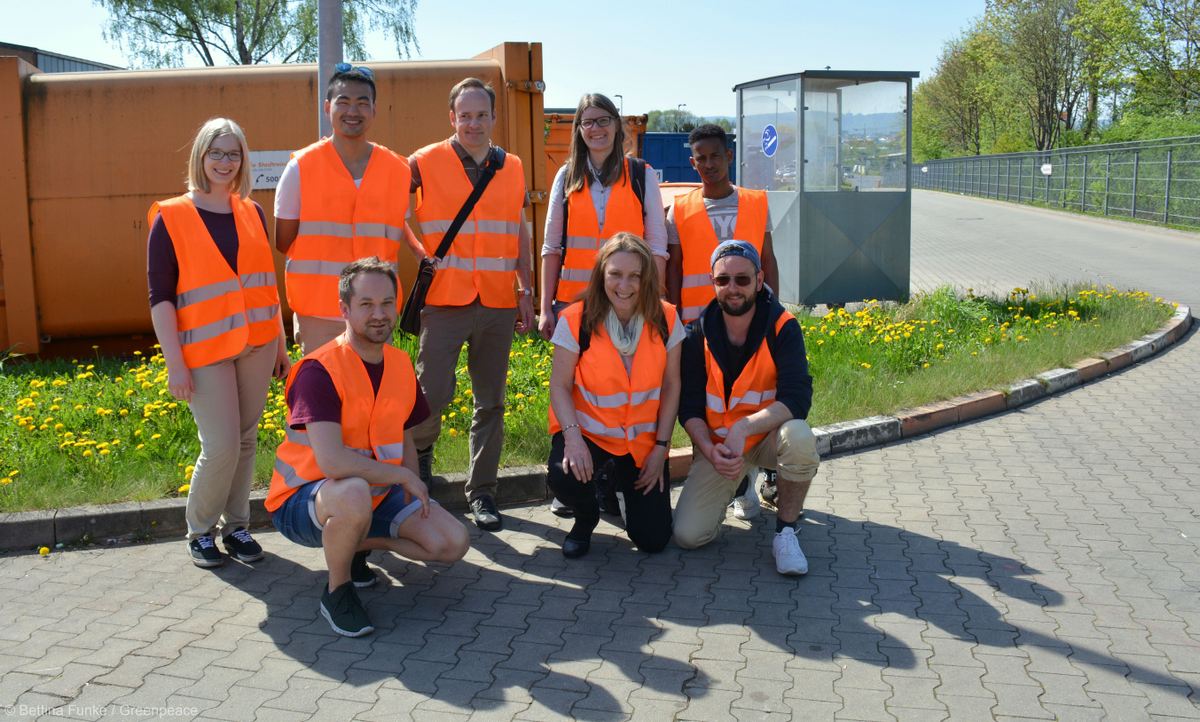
718 296 755 317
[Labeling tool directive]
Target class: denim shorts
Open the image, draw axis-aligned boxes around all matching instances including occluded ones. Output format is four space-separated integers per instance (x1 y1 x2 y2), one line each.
271 479 429 548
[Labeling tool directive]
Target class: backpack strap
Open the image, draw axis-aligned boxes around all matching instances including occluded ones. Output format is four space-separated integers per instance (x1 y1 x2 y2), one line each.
628 157 647 216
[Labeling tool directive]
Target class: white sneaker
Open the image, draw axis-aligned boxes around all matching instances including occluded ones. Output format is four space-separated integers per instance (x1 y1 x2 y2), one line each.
731 495 761 520
773 527 808 575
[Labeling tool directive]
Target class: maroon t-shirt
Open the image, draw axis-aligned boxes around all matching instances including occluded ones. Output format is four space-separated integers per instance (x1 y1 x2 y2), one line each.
287 357 430 432
146 203 268 307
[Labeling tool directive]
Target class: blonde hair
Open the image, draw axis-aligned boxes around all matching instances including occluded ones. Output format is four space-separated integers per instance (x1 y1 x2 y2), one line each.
186 117 252 199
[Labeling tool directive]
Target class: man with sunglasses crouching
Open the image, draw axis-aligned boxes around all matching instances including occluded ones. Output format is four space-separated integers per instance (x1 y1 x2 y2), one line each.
672 241 820 576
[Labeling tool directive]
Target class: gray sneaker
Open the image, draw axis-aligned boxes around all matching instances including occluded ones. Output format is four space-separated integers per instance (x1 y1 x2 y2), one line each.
470 495 502 531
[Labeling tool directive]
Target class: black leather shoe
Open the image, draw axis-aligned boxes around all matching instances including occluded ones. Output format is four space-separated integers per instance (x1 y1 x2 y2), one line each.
562 536 591 559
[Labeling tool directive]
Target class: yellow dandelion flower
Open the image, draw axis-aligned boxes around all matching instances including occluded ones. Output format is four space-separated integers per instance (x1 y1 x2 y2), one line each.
178 484 190 494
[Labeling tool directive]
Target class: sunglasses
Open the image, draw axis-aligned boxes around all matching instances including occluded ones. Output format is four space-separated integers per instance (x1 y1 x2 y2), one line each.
334 62 375 79
713 274 755 287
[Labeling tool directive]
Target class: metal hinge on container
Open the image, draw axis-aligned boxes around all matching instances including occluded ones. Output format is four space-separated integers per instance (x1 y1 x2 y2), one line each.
507 80 546 93
528 190 548 204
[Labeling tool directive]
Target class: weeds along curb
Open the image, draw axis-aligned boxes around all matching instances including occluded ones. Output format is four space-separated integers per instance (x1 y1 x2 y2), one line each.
1 305 1191 554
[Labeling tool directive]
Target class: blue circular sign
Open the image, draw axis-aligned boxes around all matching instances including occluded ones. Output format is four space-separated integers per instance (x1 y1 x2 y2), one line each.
762 124 779 158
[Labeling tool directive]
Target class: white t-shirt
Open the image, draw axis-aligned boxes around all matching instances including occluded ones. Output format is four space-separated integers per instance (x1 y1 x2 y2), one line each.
665 186 773 246
273 157 400 220
551 309 685 375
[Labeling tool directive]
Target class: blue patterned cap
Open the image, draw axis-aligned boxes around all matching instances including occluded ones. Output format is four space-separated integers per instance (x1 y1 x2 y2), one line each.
710 240 761 271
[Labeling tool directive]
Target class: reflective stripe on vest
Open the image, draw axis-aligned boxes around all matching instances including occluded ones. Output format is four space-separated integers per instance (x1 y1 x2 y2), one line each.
673 187 768 323
287 138 412 318
548 300 677 467
703 312 791 451
411 140 525 308
150 194 281 369
265 335 418 513
556 159 645 304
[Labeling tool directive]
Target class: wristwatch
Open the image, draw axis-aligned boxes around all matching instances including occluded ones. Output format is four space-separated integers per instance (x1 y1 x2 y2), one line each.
517 287 533 297
655 439 670 448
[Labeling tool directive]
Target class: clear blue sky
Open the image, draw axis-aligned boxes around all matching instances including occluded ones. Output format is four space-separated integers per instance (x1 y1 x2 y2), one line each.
7 0 985 117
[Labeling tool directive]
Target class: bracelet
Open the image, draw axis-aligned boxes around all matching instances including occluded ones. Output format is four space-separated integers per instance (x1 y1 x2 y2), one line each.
561 423 580 433
655 439 670 448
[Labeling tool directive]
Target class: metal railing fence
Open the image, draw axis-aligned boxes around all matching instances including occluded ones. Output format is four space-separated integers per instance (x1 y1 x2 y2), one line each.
911 136 1200 228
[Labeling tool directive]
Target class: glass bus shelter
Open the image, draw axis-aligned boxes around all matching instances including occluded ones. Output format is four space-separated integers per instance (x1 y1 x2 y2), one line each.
735 70 918 305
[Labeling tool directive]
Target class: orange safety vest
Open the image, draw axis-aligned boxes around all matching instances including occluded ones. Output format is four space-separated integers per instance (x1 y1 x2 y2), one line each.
411 140 525 308
286 138 412 319
149 195 280 369
703 312 792 452
555 159 645 304
673 187 768 323
265 334 417 513
549 300 676 467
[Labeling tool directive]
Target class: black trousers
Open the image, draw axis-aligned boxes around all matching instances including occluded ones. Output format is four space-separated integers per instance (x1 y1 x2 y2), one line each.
546 432 673 553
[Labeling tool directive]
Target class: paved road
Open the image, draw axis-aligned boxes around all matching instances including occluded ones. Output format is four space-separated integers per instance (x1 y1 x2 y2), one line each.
2 191 1198 721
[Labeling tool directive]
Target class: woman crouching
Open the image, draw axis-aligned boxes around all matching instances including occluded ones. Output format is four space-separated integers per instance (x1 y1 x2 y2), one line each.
546 232 682 557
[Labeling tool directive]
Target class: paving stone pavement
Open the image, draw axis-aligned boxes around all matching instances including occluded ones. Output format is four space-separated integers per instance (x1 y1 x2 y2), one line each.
2 191 1199 721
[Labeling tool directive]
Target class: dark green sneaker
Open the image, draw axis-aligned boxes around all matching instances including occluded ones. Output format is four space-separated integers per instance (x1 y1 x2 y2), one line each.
320 581 374 637
351 550 377 589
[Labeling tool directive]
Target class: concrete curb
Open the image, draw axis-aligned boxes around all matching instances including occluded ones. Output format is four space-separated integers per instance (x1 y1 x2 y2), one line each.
1 305 1191 553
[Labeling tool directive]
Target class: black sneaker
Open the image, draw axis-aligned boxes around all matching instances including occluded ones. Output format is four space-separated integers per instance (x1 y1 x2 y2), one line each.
222 527 264 563
320 581 374 637
351 551 377 588
188 535 224 568
417 446 434 487
469 495 503 531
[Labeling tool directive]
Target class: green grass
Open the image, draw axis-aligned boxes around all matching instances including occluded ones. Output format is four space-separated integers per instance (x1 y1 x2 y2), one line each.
0 284 1175 513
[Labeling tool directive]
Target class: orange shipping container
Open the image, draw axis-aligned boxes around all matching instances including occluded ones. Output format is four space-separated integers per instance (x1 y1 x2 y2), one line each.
0 43 546 356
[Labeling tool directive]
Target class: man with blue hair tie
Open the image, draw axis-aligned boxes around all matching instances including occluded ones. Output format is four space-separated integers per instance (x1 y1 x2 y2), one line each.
673 240 821 575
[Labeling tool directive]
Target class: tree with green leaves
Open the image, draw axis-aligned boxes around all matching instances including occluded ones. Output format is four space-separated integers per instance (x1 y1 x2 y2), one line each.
988 0 1087 151
646 108 702 133
95 0 418 67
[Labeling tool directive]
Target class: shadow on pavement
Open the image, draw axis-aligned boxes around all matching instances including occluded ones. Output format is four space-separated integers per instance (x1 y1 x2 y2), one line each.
213 501 1192 717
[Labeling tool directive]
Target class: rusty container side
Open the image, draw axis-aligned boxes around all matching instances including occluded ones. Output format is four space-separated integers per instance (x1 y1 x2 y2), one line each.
0 57 40 354
23 55 511 342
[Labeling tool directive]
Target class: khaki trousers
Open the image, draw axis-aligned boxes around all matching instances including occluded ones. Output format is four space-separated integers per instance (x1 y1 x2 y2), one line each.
410 301 517 501
294 314 345 355
673 419 821 550
184 341 277 539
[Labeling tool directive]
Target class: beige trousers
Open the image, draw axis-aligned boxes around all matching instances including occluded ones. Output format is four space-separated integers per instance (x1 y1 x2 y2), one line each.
673 419 821 550
294 314 345 355
184 341 277 539
410 301 517 501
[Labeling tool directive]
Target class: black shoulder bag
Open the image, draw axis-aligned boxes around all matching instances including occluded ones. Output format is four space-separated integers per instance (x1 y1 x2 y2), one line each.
400 147 506 336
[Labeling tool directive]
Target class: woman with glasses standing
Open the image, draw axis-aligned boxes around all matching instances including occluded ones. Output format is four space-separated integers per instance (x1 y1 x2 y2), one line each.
546 233 681 558
540 93 668 340
540 93 669 518
147 117 290 568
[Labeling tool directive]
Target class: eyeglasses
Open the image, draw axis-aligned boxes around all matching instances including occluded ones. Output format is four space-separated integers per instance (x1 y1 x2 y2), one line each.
205 149 243 162
334 62 375 79
579 116 615 130
713 274 755 287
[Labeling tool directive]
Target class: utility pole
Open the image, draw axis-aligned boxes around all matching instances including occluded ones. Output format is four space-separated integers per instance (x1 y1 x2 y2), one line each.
317 0 343 138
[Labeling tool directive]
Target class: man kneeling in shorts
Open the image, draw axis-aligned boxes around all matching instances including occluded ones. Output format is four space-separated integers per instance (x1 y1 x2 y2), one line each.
266 257 470 637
